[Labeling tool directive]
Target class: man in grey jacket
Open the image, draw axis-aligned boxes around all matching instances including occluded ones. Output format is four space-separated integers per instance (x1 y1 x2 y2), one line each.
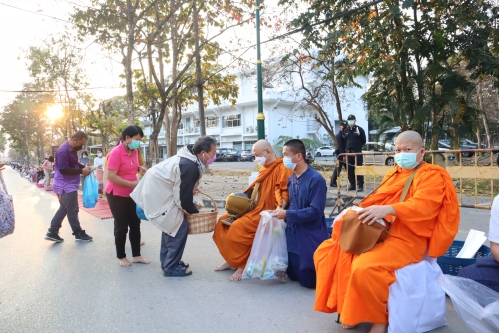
131 136 217 277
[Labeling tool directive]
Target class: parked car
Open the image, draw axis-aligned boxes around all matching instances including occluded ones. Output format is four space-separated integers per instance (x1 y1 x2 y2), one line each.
437 142 455 160
362 142 395 166
240 150 255 162
215 148 232 162
438 139 478 157
315 146 335 157
221 150 239 162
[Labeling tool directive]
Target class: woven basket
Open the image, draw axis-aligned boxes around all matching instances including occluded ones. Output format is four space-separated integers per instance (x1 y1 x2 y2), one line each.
186 191 218 234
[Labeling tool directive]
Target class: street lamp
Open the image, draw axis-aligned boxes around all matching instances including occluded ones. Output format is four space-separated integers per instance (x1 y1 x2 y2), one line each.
255 0 265 140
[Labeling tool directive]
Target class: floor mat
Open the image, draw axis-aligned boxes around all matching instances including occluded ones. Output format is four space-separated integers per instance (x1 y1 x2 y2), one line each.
43 185 113 220
76 196 114 219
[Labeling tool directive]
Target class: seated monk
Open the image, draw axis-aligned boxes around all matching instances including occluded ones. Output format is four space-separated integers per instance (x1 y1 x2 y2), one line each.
314 131 460 333
213 140 294 281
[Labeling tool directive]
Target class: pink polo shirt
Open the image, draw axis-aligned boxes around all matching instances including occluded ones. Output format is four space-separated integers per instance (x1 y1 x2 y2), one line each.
104 142 139 197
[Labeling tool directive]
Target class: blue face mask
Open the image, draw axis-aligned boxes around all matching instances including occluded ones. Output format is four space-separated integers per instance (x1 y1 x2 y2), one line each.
128 140 141 150
283 154 299 170
395 151 423 170
347 120 355 126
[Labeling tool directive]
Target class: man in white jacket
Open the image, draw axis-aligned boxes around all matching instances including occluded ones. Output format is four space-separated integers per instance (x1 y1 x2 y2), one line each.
131 136 217 277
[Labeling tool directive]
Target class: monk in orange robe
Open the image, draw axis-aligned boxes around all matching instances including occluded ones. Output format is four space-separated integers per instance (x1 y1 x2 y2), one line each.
314 131 460 333
213 140 293 281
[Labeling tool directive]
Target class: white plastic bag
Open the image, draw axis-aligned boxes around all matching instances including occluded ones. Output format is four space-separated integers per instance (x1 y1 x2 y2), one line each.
243 211 288 281
438 274 499 333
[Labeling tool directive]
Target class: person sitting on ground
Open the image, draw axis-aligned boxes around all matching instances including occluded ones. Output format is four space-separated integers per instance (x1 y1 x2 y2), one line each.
36 167 44 183
272 139 329 289
458 195 499 292
131 135 218 277
314 130 460 333
213 139 294 281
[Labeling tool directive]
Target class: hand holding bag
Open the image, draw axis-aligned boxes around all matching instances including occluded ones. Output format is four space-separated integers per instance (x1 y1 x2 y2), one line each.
340 167 420 255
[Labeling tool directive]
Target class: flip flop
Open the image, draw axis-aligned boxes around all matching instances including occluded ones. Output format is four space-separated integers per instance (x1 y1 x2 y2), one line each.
163 264 192 277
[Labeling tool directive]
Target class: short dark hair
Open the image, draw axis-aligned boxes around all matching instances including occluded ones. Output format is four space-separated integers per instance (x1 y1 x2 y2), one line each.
284 139 306 158
81 151 88 156
71 131 88 141
120 125 144 141
48 156 54 162
193 136 217 154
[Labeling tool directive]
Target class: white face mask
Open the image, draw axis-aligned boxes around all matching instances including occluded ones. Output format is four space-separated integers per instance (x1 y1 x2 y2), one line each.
254 151 267 166
97 153 102 157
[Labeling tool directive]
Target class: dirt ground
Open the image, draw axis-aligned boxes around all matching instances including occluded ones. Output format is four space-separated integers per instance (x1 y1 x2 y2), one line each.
197 169 340 201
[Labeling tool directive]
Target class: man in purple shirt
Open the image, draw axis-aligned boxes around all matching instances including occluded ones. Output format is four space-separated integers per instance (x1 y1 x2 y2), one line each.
45 131 93 242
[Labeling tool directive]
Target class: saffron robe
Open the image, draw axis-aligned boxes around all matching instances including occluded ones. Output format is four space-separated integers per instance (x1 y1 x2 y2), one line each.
213 158 293 269
314 163 460 325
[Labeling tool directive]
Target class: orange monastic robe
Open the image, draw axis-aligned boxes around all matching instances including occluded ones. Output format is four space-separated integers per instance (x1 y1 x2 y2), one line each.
314 163 460 325
213 158 293 269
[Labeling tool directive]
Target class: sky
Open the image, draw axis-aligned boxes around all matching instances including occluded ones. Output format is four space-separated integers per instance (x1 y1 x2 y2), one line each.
0 0 129 109
0 0 296 112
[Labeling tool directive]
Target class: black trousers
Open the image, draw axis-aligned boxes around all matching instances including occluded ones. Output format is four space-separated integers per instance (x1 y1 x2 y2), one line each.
347 152 364 187
107 191 141 259
160 217 189 273
330 158 347 186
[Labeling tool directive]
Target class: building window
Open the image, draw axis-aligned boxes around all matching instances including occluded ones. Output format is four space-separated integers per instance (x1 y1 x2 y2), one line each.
193 117 200 128
159 146 167 159
206 116 219 128
224 114 241 128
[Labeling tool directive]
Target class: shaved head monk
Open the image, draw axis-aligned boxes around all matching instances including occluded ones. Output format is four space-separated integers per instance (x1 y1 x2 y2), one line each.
314 131 460 333
213 140 293 281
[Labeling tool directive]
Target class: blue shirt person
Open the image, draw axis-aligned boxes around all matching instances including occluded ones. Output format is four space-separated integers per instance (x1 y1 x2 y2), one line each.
272 139 329 289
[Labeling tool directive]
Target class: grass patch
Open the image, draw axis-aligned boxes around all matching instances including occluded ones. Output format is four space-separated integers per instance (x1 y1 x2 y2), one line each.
455 179 499 197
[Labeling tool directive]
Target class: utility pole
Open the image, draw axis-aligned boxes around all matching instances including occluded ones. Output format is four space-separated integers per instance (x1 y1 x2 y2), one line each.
255 0 265 140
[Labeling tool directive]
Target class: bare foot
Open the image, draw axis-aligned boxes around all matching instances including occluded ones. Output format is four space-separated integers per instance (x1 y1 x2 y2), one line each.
140 241 145 246
132 256 150 264
119 258 131 267
214 262 235 271
341 323 358 329
229 268 244 281
368 324 387 333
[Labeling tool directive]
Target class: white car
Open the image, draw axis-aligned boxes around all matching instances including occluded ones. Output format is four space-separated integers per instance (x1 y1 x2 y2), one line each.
315 146 335 156
362 142 395 166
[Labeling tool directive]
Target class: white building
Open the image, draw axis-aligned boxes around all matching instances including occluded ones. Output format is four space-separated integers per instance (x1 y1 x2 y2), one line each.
141 68 369 159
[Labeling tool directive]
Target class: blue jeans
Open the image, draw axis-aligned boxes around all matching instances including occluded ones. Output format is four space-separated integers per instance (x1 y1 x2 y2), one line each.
49 191 82 234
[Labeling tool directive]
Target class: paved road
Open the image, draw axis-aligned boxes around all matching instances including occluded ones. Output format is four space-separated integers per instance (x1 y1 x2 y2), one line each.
0 168 472 333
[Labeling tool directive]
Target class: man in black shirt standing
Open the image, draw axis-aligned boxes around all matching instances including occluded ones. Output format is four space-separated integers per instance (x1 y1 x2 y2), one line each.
330 120 348 187
344 114 366 191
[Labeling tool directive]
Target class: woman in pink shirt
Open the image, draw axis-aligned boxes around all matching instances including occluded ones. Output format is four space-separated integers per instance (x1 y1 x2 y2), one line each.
106 126 149 267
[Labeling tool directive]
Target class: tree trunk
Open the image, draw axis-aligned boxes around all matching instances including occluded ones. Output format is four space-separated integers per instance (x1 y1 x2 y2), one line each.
125 2 136 125
193 0 206 136
478 81 493 148
167 0 179 158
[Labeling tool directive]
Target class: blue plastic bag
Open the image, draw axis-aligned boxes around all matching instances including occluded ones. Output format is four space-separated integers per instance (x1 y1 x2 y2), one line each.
136 205 148 221
82 172 98 208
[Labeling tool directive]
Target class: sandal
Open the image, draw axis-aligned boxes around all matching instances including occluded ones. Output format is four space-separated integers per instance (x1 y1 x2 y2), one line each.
179 260 189 268
163 264 192 277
